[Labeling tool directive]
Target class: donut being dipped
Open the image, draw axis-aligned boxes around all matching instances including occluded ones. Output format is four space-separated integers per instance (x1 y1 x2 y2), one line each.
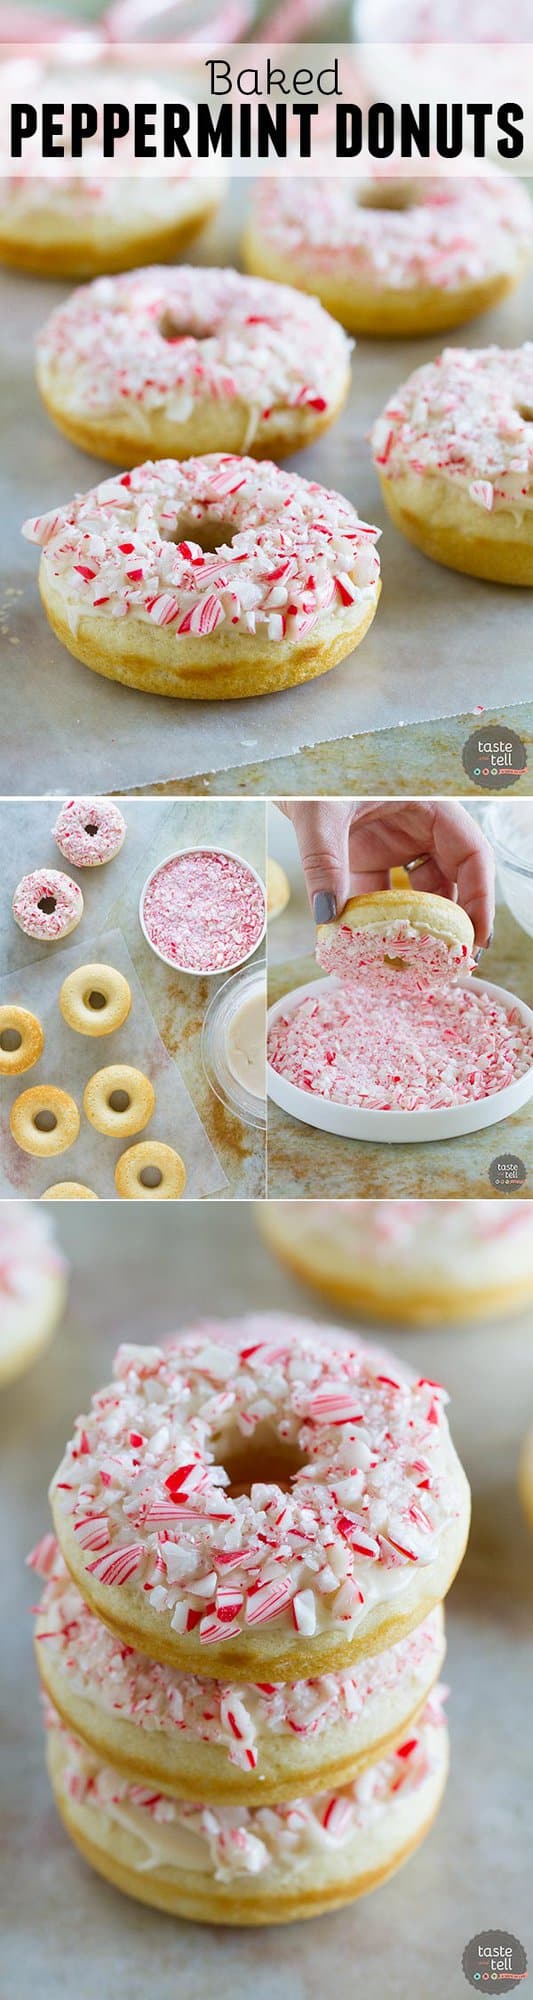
244 172 532 338
36 265 351 467
371 344 533 584
31 1537 446 1807
316 889 475 992
22 456 381 702
50 1314 470 1681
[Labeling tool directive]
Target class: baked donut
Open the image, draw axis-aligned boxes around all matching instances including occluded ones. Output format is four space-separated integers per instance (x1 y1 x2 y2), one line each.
83 1065 155 1139
371 344 533 585
44 1692 449 1922
50 1315 470 1680
43 1184 99 1200
141 849 266 973
36 265 351 467
267 858 290 921
23 456 381 702
32 1537 445 1805
53 797 126 868
0 1205 67 1386
316 889 475 991
258 1200 533 1325
114 1142 187 1201
59 963 132 1038
12 868 83 942
10 1084 80 1158
244 173 532 338
0 1004 44 1076
267 978 533 1112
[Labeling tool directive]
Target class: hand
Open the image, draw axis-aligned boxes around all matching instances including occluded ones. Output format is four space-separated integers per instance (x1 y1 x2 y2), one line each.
278 799 495 948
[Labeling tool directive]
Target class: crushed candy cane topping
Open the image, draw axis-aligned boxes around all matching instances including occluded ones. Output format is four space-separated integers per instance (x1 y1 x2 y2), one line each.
371 345 533 514
267 1199 533 1284
36 265 350 448
22 455 380 646
31 1540 442 1773
12 867 83 940
141 849 265 973
316 917 474 992
47 1688 447 1880
50 1314 462 1644
268 982 533 1112
52 797 126 868
252 173 532 294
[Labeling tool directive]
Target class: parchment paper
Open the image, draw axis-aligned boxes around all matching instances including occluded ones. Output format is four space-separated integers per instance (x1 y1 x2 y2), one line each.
1 184 532 792
0 925 228 1197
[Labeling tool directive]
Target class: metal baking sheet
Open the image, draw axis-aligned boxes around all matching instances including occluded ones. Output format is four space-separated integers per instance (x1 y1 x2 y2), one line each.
1 185 532 793
1 1200 531 2000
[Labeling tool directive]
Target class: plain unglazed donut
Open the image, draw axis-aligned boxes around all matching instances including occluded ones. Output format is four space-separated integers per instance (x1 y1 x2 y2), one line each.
114 1141 187 1201
43 1183 99 1200
32 1537 445 1807
59 963 132 1038
83 1065 155 1139
244 171 532 338
372 343 533 584
50 1315 470 1681
12 868 83 942
316 889 475 991
23 455 381 702
0 1004 44 1076
258 1199 533 1326
44 1694 449 1924
10 1084 80 1157
53 797 126 868
36 264 351 467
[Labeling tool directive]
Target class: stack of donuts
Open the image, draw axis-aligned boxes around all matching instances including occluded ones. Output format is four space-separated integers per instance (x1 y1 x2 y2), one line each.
30 1313 470 1924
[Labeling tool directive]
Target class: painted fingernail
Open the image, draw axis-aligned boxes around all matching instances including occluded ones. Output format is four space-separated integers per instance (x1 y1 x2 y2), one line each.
473 947 483 962
313 891 337 923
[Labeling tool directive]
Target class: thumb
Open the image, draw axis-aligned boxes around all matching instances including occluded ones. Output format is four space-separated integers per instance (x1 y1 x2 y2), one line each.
291 802 352 922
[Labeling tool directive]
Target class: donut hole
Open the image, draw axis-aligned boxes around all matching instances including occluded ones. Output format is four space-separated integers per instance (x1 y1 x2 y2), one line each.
139 1165 162 1188
37 895 57 915
383 954 409 971
158 310 214 344
34 1109 57 1133
220 1426 307 1500
357 180 419 211
84 822 99 837
85 989 107 1012
517 405 533 422
0 1028 22 1051
164 513 237 555
108 1089 131 1114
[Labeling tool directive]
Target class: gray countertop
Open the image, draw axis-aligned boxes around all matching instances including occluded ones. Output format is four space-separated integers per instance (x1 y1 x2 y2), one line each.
1 1200 532 2000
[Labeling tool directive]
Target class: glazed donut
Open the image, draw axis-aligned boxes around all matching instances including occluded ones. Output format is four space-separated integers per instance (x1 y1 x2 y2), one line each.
0 1205 67 1386
59 963 132 1038
83 1065 155 1139
0 1004 44 1076
316 889 475 991
12 868 83 942
42 1183 99 1200
267 858 290 922
141 849 266 973
244 172 532 339
114 1141 187 1201
371 344 533 585
50 1315 470 1679
23 455 381 702
267 979 533 1112
32 1538 445 1806
45 1692 448 1923
36 265 351 468
53 797 126 868
258 1200 533 1326
10 1084 80 1157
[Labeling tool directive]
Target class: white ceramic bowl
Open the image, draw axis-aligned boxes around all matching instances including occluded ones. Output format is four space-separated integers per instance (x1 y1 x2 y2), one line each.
139 846 267 976
201 962 266 1129
484 802 533 940
267 972 533 1144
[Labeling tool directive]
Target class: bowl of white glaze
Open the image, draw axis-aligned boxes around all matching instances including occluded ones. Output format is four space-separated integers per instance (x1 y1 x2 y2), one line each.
267 973 533 1144
139 846 267 976
484 802 533 940
202 962 266 1127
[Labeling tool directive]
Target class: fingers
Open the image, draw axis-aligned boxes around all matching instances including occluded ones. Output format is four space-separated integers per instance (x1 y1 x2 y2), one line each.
428 804 495 947
280 801 353 919
403 858 457 903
